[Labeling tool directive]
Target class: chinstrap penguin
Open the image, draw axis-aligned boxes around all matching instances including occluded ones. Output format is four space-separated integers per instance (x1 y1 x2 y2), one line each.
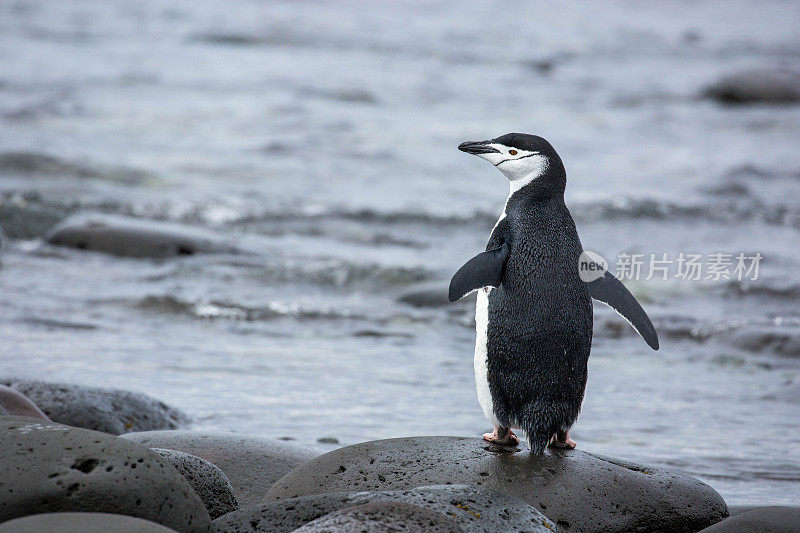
450 133 659 454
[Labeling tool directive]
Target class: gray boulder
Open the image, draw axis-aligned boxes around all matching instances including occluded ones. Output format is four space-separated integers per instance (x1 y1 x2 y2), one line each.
45 213 241 258
153 448 238 520
0 416 211 532
0 512 178 532
121 431 318 507
292 502 464 533
0 379 189 434
0 384 50 420
213 485 555 533
264 436 728 533
698 506 800 532
703 69 800 104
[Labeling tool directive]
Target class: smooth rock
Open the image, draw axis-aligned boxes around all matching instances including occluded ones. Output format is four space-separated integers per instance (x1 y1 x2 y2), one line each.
0 512 178 532
264 436 728 533
293 502 463 533
703 69 800 104
0 384 50 420
0 416 211 532
45 213 241 258
727 505 762 516
121 431 318 507
0 379 189 434
153 448 238 520
213 485 555 533
698 506 800 532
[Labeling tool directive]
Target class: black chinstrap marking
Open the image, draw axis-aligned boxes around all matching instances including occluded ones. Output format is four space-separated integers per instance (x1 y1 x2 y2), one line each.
494 152 541 167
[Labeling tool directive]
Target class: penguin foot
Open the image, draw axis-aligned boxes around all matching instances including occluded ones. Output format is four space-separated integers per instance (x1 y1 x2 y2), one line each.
548 430 577 449
483 427 519 446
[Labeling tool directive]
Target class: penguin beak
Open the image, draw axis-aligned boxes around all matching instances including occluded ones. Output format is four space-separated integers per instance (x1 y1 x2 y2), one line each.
458 140 500 155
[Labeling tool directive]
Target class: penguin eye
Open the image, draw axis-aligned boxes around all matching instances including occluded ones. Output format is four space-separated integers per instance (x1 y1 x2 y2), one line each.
509 150 518 156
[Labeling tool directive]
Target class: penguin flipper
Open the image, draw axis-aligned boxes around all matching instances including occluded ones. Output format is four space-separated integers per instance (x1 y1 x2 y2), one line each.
448 242 510 302
587 271 659 350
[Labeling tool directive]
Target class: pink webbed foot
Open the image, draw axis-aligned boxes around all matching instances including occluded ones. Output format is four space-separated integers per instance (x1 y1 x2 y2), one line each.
482 426 519 446
548 429 577 449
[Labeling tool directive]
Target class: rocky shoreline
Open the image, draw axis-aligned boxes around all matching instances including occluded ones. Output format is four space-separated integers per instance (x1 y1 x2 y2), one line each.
1 380 797 532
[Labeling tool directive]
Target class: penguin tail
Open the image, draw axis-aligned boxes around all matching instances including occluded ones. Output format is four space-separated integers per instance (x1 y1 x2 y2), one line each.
526 433 549 455
520 414 559 456
520 403 578 455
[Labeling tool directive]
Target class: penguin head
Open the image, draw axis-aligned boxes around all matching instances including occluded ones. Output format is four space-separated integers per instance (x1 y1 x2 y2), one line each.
458 133 565 193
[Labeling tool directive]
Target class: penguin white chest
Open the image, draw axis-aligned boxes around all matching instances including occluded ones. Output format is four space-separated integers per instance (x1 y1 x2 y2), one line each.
474 287 500 427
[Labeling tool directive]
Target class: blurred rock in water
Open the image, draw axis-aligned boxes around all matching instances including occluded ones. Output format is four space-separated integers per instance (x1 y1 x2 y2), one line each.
46 214 243 258
703 69 800 104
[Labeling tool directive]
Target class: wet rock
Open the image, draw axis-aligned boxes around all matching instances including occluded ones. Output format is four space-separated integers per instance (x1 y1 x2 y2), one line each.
153 448 238 520
120 431 319 507
45 213 241 258
703 69 800 104
0 416 211 532
213 485 554 533
698 505 800 532
0 379 190 434
293 502 464 533
0 384 49 420
264 436 728 533
0 512 178 532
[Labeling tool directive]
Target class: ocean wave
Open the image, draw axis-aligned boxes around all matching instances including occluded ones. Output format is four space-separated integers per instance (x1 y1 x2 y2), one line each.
134 295 364 321
721 279 800 300
217 197 800 231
